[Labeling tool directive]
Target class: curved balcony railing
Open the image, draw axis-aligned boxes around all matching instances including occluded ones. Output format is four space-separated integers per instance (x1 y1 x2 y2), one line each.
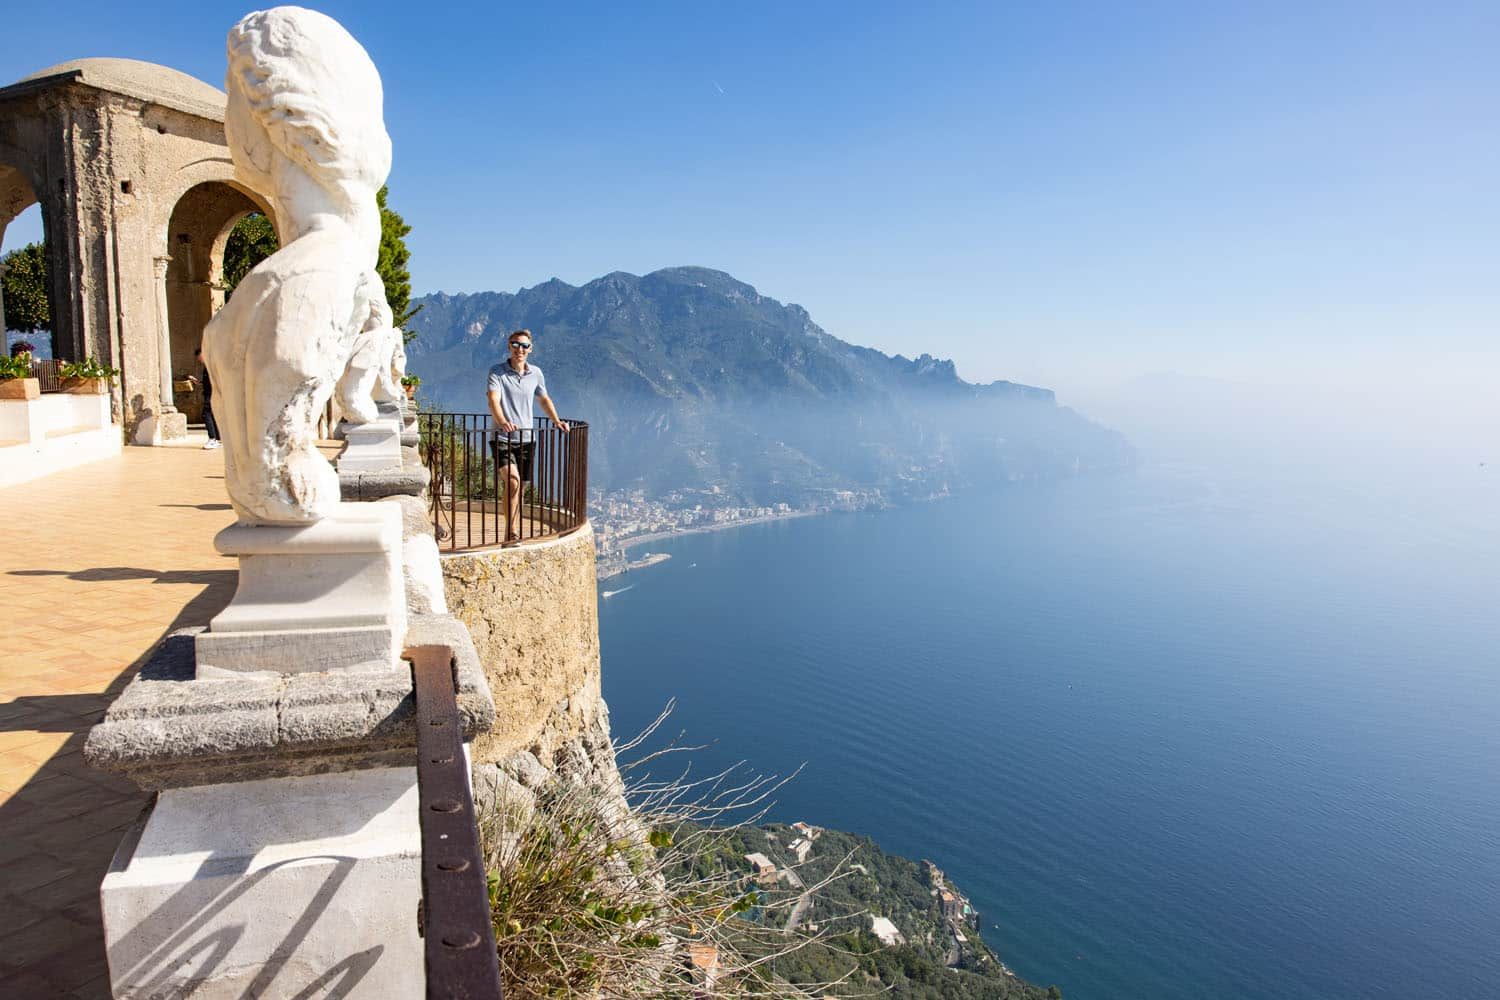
418 412 589 553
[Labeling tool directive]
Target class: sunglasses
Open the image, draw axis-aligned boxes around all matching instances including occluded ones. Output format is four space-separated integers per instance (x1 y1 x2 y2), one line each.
510 342 532 350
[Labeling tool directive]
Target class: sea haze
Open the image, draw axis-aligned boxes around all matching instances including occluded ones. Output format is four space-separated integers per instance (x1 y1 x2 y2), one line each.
597 451 1500 1000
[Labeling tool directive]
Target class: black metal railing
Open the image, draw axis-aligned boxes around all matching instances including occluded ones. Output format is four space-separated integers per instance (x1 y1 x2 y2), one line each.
418 412 589 553
406 644 504 1000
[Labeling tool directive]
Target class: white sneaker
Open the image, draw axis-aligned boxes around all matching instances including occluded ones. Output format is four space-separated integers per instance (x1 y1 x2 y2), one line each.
203 439 222 450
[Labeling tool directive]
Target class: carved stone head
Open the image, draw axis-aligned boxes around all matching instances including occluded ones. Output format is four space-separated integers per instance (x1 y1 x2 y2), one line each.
225 6 392 212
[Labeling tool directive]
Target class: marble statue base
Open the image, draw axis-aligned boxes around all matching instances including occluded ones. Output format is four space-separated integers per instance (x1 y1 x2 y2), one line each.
195 502 406 676
100 766 425 999
134 406 189 446
336 418 403 473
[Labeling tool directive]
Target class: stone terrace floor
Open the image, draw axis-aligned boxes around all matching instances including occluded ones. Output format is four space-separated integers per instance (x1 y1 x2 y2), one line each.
0 446 240 997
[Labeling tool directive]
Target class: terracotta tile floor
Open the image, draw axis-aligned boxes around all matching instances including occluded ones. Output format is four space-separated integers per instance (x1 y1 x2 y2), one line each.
0 447 239 997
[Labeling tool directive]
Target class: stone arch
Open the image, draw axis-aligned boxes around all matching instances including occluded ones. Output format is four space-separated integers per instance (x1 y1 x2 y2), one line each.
0 163 45 350
0 163 39 237
0 57 274 441
160 180 266 406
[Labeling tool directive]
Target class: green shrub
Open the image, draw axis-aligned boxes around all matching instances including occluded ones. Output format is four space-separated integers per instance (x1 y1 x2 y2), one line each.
59 356 120 380
479 727 856 998
0 353 31 380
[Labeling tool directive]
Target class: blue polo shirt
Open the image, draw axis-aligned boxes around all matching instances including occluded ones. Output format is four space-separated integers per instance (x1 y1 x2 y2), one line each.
486 361 548 441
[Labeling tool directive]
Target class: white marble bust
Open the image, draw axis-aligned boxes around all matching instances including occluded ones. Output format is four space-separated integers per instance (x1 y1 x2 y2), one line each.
390 330 408 386
335 281 403 424
202 6 392 524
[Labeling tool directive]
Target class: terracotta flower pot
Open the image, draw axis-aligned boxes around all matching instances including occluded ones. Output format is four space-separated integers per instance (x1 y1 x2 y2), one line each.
404 384 417 400
0 377 41 400
61 376 109 394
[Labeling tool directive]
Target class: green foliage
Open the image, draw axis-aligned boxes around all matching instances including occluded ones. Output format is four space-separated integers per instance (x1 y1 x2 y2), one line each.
375 185 423 339
665 824 1064 1000
1 242 50 334
220 189 421 346
481 777 827 998
0 353 31 379
485 788 666 997
400 374 421 388
419 416 494 501
60 356 120 380
221 213 278 297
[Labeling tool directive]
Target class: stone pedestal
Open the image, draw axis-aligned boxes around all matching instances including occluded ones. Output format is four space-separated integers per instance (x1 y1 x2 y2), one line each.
101 766 424 999
133 406 189 446
337 418 402 474
87 611 495 999
196 502 406 676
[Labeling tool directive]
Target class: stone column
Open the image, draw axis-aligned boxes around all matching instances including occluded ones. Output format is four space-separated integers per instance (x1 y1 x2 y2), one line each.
133 255 187 444
152 255 173 406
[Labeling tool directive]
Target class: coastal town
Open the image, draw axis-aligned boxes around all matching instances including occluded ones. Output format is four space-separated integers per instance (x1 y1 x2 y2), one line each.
590 485 889 579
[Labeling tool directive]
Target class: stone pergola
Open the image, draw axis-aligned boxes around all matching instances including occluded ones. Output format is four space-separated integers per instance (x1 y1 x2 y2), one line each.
0 58 276 442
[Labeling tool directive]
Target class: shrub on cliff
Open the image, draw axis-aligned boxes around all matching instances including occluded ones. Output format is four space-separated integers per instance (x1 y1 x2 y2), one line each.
478 720 856 998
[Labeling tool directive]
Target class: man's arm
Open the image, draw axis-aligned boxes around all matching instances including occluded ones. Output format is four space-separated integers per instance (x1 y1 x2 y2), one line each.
487 390 517 433
537 393 569 433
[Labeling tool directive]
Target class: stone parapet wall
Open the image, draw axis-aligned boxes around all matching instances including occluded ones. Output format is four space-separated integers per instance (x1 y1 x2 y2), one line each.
440 524 603 768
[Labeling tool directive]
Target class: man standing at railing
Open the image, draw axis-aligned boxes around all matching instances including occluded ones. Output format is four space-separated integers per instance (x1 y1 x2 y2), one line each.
487 329 569 546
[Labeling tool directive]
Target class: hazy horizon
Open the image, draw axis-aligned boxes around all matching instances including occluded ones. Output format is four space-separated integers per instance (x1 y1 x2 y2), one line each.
4 2 1496 420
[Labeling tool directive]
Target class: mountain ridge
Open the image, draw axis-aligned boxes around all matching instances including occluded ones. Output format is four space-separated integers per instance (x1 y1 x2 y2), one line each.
416 267 1054 404
407 266 1130 502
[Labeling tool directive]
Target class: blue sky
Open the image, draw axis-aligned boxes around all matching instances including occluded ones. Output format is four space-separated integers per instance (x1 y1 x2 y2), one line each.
3 1 1496 403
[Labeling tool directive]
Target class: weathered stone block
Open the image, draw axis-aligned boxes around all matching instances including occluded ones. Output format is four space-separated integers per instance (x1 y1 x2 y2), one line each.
403 534 447 615
335 418 403 473
338 462 430 500
84 617 495 790
389 493 434 539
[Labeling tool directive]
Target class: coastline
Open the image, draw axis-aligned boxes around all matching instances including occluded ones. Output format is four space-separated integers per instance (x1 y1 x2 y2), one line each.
614 507 824 554
595 509 829 581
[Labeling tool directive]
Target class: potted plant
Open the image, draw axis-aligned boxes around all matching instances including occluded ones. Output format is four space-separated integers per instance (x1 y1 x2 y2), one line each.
401 373 420 401
0 351 39 400
59 356 120 394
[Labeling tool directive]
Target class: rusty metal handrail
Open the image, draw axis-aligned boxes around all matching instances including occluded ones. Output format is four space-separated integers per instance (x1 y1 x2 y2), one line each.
406 644 504 1000
418 412 589 554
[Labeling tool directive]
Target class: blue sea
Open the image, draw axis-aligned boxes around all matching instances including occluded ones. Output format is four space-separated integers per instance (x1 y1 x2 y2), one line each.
597 455 1500 1000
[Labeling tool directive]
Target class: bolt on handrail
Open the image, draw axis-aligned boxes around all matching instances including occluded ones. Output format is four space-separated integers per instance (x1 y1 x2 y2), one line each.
417 412 589 553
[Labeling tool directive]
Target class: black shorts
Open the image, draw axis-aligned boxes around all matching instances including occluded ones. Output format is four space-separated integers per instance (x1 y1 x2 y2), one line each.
490 439 535 481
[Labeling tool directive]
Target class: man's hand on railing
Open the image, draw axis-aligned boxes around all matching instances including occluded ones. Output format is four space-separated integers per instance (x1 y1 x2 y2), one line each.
495 418 518 434
556 420 570 433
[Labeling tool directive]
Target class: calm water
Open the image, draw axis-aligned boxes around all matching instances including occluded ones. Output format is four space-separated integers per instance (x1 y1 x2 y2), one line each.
597 457 1500 1000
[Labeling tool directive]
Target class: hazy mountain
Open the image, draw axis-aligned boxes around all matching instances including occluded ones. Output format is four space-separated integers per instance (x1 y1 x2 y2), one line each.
407 267 1132 502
